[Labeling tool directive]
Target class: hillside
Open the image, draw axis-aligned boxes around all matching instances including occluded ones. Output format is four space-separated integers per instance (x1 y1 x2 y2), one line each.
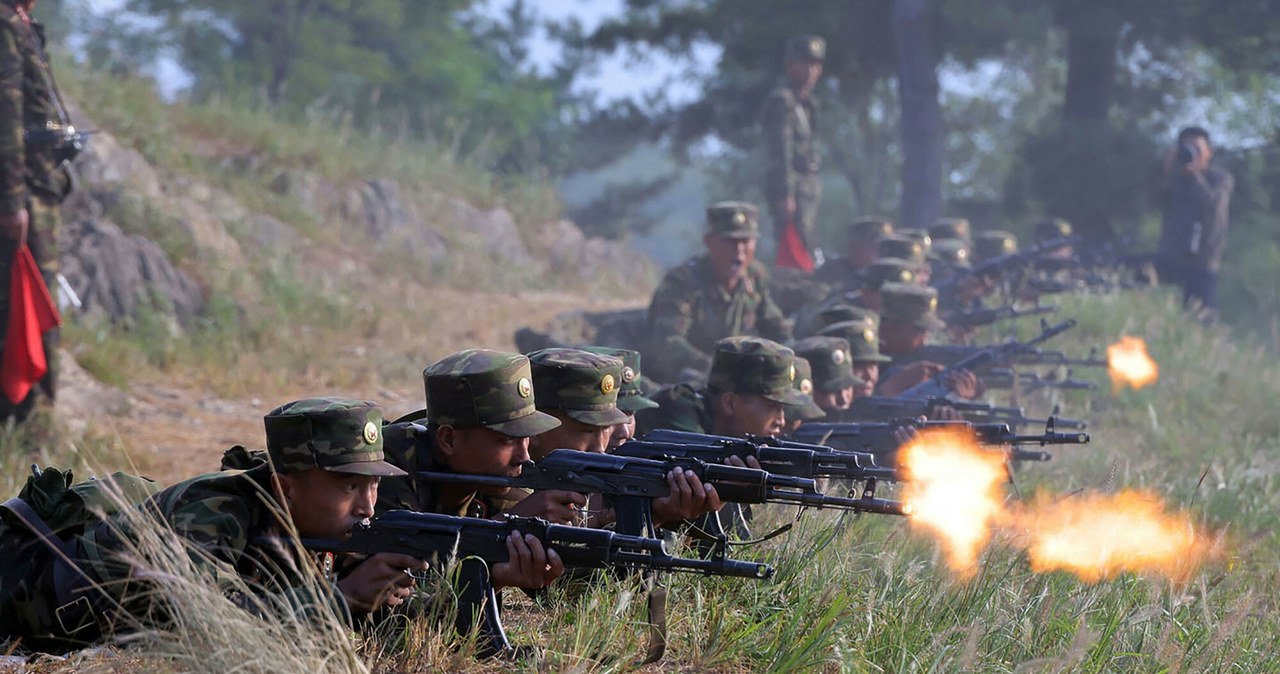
11 67 657 483
2 67 1279 673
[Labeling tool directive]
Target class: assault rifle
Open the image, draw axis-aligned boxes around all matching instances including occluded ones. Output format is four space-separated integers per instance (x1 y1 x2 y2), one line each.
632 429 899 483
841 395 1088 431
303 510 771 658
1021 346 1109 369
418 449 911 540
944 302 1058 329
899 318 1076 399
938 236 1078 293
792 420 1089 464
983 368 1098 393
900 344 1108 369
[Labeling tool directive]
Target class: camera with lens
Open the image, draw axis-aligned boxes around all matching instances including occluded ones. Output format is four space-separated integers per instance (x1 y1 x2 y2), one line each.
1176 141 1200 166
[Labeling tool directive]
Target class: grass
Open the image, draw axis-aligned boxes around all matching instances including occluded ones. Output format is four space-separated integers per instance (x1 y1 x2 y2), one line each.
3 287 1277 672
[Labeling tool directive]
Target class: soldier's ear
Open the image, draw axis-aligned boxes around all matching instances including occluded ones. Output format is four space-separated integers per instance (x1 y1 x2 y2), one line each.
435 424 457 459
716 391 737 418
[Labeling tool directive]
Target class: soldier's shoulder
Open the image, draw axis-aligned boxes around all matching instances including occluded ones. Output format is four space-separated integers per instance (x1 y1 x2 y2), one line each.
158 465 272 520
656 256 708 288
765 84 795 104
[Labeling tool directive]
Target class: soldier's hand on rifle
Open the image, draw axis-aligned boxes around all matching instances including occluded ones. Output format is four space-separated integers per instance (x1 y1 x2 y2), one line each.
892 421 920 446
0 209 28 245
943 368 981 400
505 489 588 525
652 469 724 526
336 552 428 614
878 361 944 396
491 532 565 590
726 454 763 470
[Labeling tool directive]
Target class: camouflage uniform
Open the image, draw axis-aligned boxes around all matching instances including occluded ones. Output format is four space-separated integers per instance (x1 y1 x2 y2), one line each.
819 319 892 366
762 35 825 253
875 283 946 375
789 356 826 421
3 398 402 647
579 346 659 415
813 217 894 292
972 231 1018 263
792 336 862 398
377 349 560 516
646 203 790 382
0 2 71 418
635 336 812 435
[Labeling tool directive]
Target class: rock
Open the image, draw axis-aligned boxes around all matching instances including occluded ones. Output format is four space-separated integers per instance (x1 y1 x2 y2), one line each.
531 219 655 286
442 197 532 265
60 217 204 328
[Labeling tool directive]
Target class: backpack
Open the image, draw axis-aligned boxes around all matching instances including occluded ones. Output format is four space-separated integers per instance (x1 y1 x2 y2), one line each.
0 465 161 645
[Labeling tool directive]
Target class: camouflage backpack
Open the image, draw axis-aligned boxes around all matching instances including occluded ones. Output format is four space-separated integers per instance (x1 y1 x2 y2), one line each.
0 465 161 646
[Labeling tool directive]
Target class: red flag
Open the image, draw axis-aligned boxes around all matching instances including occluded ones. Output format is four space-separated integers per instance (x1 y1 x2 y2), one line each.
2 245 62 404
774 218 814 273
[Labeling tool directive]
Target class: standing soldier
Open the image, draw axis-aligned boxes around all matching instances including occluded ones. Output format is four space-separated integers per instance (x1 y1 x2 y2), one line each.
646 202 790 383
762 34 825 267
0 0 75 422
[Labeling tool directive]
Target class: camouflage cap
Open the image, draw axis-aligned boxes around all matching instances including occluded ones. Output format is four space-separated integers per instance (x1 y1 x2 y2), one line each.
708 336 809 407
790 357 827 421
896 228 933 254
424 349 561 438
817 304 879 331
579 346 659 414
793 336 864 392
973 231 1018 261
1034 218 1073 243
264 397 406 476
879 282 944 330
785 34 826 62
929 217 972 242
849 217 894 244
863 258 917 289
819 320 892 363
876 235 927 268
528 348 631 427
706 201 759 239
929 238 971 268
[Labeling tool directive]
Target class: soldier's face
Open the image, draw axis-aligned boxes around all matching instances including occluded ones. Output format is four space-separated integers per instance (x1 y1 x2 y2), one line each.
704 234 756 284
717 393 786 437
530 412 613 460
813 386 854 411
437 425 531 489
851 242 879 267
881 318 928 353
606 413 636 452
786 59 823 90
852 361 879 397
276 469 379 540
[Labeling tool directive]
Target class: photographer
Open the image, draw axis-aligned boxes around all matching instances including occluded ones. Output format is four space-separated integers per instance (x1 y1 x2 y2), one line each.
1157 126 1233 318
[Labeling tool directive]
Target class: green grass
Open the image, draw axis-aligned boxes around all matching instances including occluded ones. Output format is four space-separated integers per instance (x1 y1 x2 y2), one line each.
4 287 1276 672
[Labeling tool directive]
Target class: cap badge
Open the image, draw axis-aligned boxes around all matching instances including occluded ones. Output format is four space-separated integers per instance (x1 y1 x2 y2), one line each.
863 328 876 344
809 38 823 54
733 211 747 225
362 421 379 445
517 377 533 398
831 349 846 364
800 379 814 395
957 249 968 260
929 296 939 311
788 364 796 382
621 366 636 384
901 270 913 283
1004 240 1016 253
600 374 616 394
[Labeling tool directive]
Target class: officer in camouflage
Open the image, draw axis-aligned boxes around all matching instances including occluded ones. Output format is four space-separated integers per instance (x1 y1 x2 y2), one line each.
0 0 74 421
376 349 573 590
3 397 430 647
522 347 723 529
646 202 790 382
762 35 825 257
791 336 863 414
577 346 659 451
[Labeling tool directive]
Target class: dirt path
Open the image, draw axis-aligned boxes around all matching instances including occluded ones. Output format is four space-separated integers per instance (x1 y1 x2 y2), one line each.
58 289 643 484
